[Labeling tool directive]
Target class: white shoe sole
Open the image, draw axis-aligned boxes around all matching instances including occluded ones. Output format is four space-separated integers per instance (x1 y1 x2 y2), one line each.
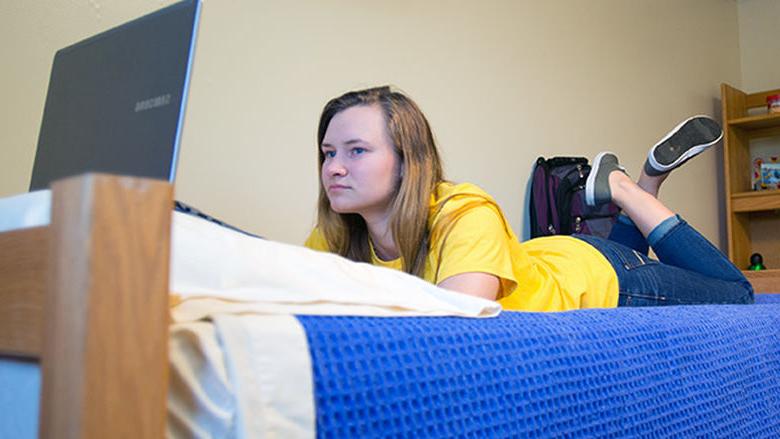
646 115 723 173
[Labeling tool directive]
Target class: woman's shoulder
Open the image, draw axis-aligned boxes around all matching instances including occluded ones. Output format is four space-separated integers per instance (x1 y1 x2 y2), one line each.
430 181 505 225
433 181 496 203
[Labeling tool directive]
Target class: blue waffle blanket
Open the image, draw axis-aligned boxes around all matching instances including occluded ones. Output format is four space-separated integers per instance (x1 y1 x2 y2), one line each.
298 296 780 438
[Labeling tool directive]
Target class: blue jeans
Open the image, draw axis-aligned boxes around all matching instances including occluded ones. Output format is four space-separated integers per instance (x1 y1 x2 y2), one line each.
575 215 754 307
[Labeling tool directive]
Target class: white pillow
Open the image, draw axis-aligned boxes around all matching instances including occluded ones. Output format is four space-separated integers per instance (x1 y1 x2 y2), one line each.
170 212 501 321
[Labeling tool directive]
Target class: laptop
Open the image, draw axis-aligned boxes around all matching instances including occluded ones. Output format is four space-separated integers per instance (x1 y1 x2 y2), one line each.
28 0 201 191
27 0 260 238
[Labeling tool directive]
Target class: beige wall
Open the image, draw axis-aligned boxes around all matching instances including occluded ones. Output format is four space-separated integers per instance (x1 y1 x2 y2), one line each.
1 0 743 246
738 0 780 92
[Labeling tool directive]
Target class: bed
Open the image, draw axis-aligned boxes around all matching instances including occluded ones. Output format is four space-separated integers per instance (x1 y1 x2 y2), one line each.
1 173 779 438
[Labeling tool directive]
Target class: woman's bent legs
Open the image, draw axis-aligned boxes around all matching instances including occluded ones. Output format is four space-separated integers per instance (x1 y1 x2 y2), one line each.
649 215 749 287
585 146 752 306
576 217 753 306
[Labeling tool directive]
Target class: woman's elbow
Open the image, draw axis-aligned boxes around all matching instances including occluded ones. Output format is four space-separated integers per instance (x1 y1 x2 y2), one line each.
437 272 500 301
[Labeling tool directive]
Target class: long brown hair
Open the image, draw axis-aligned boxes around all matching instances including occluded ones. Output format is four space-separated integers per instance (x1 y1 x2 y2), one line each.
316 86 443 277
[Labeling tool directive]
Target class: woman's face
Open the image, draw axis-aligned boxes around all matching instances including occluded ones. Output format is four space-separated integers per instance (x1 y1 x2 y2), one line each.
320 104 401 219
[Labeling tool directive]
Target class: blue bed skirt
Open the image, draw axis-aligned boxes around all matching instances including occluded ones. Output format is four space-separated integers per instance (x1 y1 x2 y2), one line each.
299 296 780 438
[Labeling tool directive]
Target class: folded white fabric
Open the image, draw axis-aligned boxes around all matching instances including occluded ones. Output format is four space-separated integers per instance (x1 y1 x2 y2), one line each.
168 321 237 438
168 315 316 439
171 212 501 322
215 315 314 439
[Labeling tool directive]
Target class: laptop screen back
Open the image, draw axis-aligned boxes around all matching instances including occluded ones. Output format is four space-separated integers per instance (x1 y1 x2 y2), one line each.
29 0 201 191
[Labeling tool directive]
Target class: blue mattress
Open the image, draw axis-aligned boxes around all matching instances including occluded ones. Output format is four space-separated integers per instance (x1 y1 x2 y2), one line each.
299 297 780 438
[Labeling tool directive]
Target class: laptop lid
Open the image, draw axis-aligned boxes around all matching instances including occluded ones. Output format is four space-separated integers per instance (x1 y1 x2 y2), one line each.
28 0 201 191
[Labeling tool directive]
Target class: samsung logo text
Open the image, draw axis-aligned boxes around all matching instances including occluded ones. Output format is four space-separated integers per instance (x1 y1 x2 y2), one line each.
135 94 172 112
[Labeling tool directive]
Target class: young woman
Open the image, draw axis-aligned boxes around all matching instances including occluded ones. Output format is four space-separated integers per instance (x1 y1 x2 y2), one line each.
305 86 753 311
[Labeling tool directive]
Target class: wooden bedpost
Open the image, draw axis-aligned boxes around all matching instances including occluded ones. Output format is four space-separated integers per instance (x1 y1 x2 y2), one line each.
39 174 172 439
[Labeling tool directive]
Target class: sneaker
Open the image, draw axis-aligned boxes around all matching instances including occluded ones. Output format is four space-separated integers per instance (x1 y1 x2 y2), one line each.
643 115 723 176
585 152 626 207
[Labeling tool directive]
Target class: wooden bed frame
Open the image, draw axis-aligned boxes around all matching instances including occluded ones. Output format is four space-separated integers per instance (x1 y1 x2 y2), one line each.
0 174 172 438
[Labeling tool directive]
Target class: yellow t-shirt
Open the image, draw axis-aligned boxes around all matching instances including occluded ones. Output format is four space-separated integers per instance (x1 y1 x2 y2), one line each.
304 182 619 312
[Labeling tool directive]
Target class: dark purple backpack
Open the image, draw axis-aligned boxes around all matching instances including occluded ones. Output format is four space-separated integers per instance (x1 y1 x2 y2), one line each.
529 156 619 238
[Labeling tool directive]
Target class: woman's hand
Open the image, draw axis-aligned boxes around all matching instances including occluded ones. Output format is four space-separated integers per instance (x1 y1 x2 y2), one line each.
437 272 499 301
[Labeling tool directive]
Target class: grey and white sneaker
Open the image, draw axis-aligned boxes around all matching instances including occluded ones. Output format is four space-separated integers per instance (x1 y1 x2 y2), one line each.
643 115 723 176
585 152 626 207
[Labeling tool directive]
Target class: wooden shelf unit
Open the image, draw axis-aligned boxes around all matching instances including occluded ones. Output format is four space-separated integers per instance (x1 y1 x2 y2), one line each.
721 84 780 292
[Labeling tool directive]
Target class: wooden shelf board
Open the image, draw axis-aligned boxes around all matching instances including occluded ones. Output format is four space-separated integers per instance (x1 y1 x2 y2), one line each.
731 190 780 212
727 112 780 130
732 189 780 199
743 269 780 294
